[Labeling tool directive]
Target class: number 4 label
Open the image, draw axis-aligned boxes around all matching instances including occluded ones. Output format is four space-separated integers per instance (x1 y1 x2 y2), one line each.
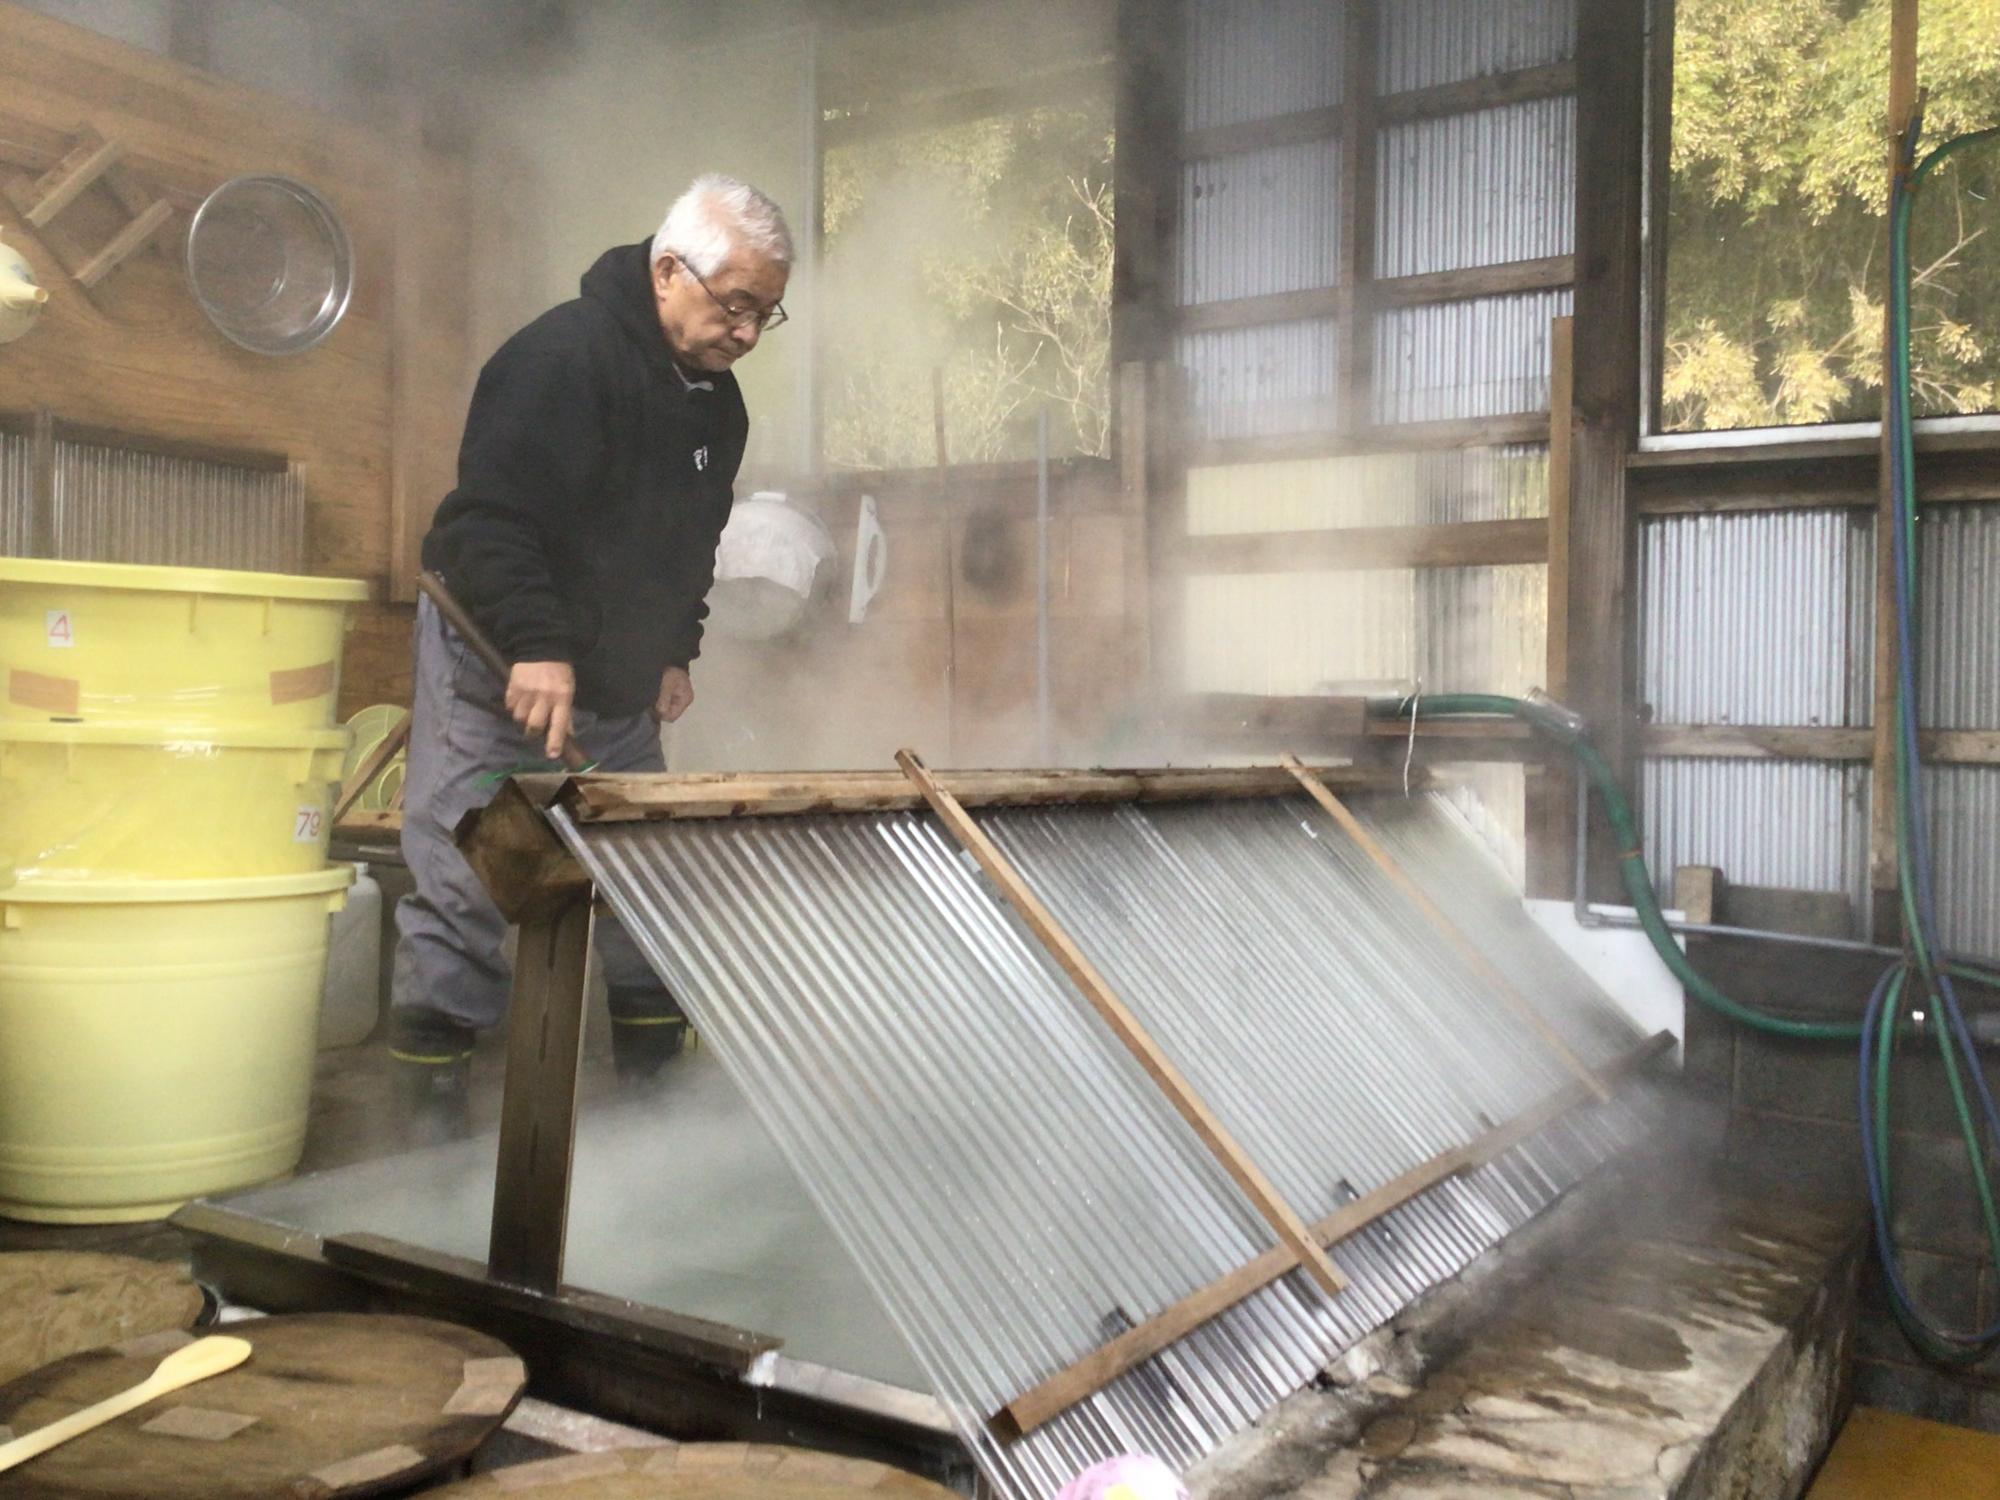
45 610 73 648
294 806 325 843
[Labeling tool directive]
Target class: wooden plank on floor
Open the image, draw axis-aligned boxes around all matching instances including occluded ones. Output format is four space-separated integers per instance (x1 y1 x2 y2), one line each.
1806 1407 2000 1499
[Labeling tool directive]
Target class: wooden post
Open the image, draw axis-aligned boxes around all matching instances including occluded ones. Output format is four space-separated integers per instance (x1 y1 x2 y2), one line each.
1527 315 1576 899
895 748 1350 1300
1869 0 1920 943
1335 0 1381 440
1281 756 1608 1101
488 895 594 1293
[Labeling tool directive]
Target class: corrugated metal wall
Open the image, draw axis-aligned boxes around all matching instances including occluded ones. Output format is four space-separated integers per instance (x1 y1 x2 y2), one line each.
1186 444 1549 532
1372 287 1572 424
0 430 304 573
1181 140 1343 306
1175 319 1342 442
1183 0 1345 132
1375 97 1575 277
1376 0 1576 92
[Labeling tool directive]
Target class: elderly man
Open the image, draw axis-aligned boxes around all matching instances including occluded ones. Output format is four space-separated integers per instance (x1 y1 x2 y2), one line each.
390 174 792 1129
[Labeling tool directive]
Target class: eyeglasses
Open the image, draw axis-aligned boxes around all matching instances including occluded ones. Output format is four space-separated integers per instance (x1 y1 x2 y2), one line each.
680 261 788 334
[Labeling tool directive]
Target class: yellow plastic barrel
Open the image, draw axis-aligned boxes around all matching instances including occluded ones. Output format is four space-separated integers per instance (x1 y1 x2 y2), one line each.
0 558 369 729
0 867 353 1222
0 724 350 880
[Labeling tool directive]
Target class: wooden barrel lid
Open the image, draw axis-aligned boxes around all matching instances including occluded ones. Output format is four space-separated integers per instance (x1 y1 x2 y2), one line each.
0 1252 205 1387
0 1311 525 1499
428 1443 961 1500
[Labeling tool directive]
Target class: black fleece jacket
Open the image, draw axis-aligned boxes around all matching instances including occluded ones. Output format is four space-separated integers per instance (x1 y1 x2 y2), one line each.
421 241 747 717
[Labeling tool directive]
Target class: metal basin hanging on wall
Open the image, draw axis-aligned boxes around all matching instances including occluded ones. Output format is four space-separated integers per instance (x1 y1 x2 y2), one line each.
186 175 353 355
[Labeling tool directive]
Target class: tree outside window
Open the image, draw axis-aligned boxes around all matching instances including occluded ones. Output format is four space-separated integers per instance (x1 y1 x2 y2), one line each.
1664 0 2000 432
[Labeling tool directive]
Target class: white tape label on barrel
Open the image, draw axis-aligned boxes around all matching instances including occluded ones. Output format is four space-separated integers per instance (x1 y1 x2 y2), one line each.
45 609 73 647
294 806 324 843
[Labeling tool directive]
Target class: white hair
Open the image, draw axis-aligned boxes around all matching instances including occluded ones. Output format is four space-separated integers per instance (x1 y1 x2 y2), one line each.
649 174 793 277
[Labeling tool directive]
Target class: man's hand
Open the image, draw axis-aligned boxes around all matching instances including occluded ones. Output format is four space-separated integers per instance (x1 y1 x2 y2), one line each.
506 660 576 760
655 666 694 724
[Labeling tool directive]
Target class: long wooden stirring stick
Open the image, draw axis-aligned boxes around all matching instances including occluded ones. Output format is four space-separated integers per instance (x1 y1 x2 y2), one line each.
0 1335 252 1474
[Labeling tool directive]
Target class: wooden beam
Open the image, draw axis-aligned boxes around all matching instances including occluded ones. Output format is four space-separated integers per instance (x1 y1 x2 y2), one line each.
487 894 594 1294
1568 0 1648 900
896 748 1350 1301
1870 0 1921 937
1177 517 1549 574
1180 105 1341 162
1282 756 1607 1100
1528 315 1577 901
552 765 1415 825
1376 61 1576 125
15 129 122 229
1642 723 2000 765
1371 255 1575 309
1335 0 1379 444
1178 285 1342 334
70 196 172 287
820 60 1115 148
995 1028 1673 1437
1189 412 1554 467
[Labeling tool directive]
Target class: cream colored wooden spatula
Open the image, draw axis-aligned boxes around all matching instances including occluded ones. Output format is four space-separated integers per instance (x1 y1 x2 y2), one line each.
0 1335 253 1474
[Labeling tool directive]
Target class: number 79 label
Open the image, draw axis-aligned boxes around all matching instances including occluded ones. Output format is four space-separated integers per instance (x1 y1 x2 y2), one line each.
294 806 325 843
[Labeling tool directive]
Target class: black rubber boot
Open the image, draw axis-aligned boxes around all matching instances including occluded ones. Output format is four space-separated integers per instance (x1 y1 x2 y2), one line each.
387 1007 475 1144
607 988 692 1087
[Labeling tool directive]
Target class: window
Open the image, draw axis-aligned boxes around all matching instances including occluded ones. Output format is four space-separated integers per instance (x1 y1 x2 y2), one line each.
1660 0 2000 432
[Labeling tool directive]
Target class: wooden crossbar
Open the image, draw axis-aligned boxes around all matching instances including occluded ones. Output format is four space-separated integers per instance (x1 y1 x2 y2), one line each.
995 1029 1673 1437
1281 755 1609 1102
895 748 1350 1302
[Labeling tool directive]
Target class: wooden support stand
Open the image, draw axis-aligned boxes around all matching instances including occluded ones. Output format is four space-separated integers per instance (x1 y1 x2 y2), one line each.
1 123 177 292
894 748 1350 1302
487 895 595 1293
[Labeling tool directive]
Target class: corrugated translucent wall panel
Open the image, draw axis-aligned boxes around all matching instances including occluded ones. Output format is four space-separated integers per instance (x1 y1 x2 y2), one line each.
1183 0 1345 132
1371 289 1571 424
1918 504 2000 729
1927 766 2000 959
562 795 1645 1500
1641 757 1870 922
1180 564 1544 699
1185 445 1549 534
1180 140 1342 306
0 426 30 555
1378 0 1576 94
51 440 305 573
1639 510 1874 727
1177 319 1339 440
1375 98 1576 278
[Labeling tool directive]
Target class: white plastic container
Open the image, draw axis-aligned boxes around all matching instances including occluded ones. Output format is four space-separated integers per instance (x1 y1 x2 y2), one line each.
317 864 382 1049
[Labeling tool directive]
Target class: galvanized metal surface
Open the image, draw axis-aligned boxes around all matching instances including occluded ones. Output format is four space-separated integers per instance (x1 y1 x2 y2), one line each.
1176 318 1340 440
48 439 305 572
1640 757 1871 921
1375 97 1575 279
1926 765 2000 959
0 424 30 555
1371 288 1571 424
1185 444 1549 533
1180 139 1342 306
1377 0 1576 94
1639 510 1874 728
1918 503 2000 730
1182 0 1345 134
556 795 1646 1500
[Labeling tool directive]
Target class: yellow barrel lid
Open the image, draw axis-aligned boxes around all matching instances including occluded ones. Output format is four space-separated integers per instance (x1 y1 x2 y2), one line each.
0 557 370 603
0 865 355 905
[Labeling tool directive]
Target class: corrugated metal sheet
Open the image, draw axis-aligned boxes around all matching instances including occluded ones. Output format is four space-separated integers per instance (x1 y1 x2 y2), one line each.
1180 139 1342 306
1375 97 1575 278
50 440 305 572
1183 0 1345 134
1371 288 1571 424
1378 0 1576 94
558 793 1646 1500
1926 765 2000 960
0 425 30 556
1639 510 1874 727
1185 445 1549 533
1640 757 1870 921
1918 504 2000 730
1176 318 1340 440
1180 564 1545 699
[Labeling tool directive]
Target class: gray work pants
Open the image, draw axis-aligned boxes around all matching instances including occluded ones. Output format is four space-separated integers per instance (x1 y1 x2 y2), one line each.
391 594 674 1030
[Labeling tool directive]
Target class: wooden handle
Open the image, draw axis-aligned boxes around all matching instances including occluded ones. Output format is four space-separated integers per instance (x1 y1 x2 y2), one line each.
0 1335 251 1474
417 570 591 772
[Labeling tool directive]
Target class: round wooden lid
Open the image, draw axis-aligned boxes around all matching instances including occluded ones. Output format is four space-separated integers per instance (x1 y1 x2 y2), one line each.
428 1443 961 1500
0 1252 205 1387
0 1311 525 1499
